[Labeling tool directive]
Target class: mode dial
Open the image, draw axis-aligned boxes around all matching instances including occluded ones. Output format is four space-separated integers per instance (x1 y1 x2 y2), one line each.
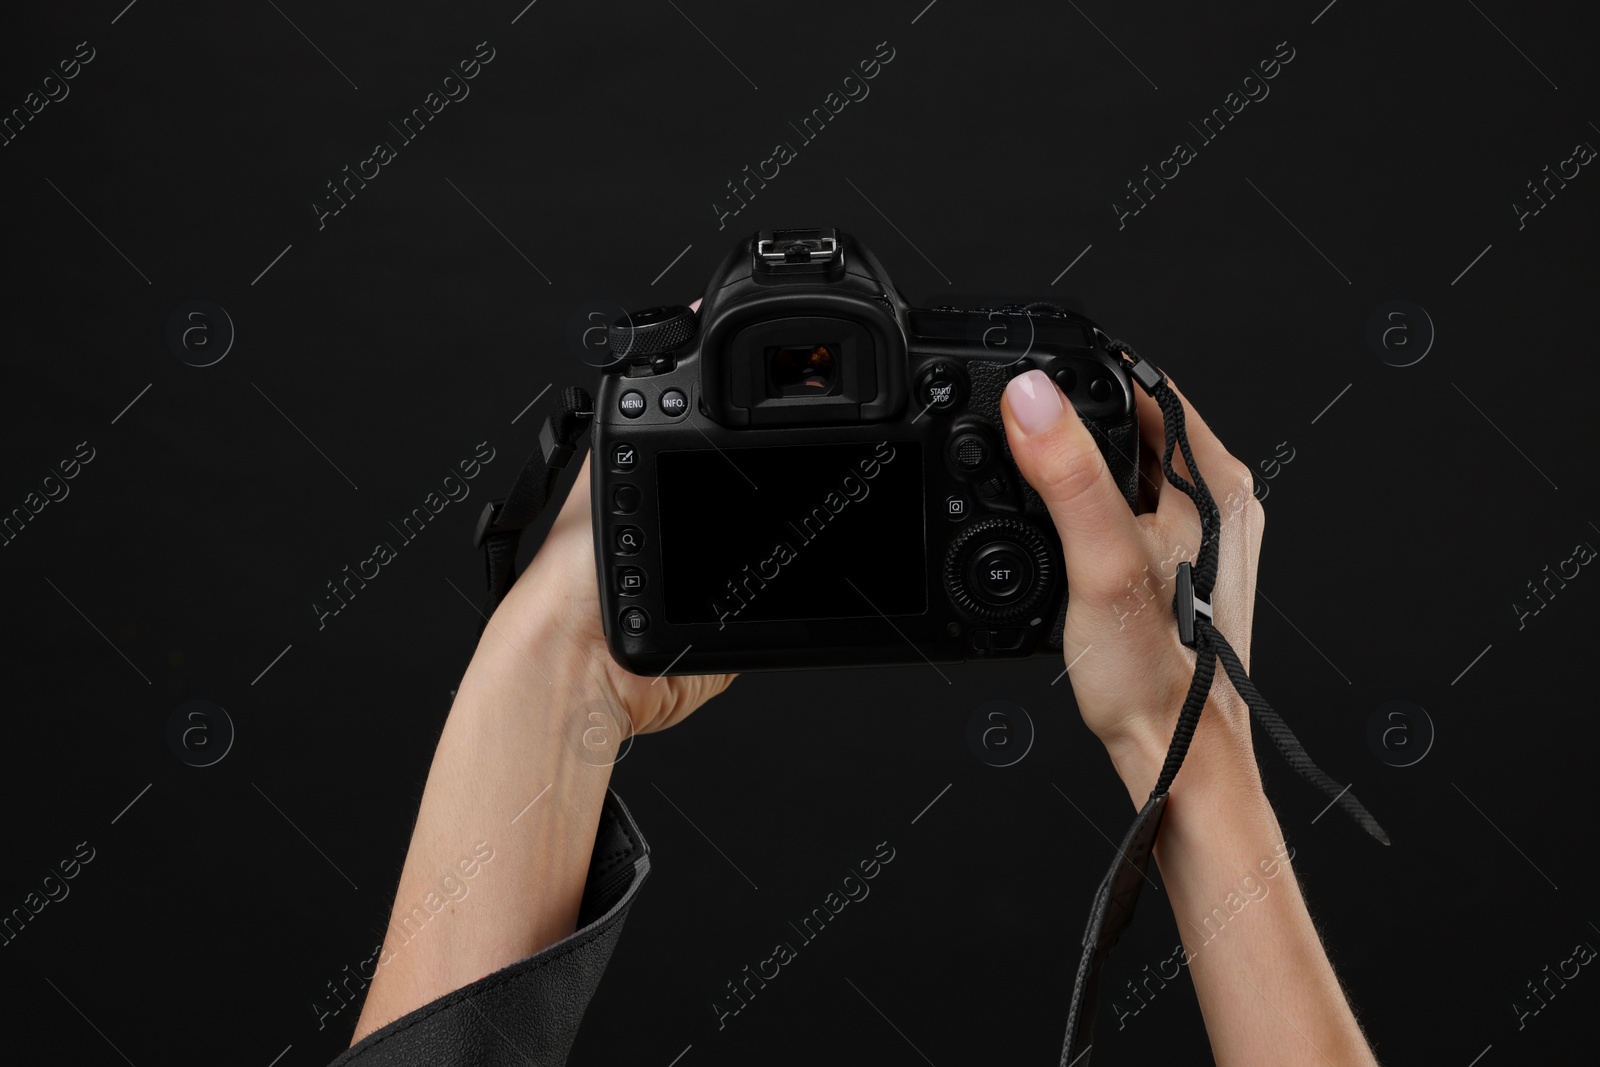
608 305 697 359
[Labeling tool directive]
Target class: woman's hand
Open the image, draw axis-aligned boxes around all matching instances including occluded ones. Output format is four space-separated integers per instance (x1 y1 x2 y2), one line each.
490 292 733 742
352 375 732 1044
999 368 1264 802
1001 367 1378 1065
495 450 735 740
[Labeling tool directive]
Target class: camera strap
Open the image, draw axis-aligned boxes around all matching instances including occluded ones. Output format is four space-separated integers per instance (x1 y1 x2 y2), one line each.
473 386 595 620
1059 343 1388 1065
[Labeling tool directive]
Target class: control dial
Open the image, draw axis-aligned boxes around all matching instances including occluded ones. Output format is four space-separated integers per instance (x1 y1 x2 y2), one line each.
608 305 697 359
944 517 1056 621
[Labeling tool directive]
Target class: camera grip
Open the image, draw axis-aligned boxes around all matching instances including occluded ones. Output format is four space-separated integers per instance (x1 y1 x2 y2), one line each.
962 359 1142 653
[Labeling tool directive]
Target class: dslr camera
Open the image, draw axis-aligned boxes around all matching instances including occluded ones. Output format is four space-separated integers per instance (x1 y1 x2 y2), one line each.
591 228 1139 675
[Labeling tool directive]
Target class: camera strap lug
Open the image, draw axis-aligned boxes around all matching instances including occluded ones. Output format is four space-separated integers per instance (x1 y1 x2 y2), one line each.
1113 337 1167 395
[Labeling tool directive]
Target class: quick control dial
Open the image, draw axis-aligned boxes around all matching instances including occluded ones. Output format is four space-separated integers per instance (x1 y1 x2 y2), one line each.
944 518 1056 621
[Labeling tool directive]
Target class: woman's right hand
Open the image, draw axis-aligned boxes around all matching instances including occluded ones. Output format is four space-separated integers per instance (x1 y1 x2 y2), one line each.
998 368 1266 803
1003 366 1381 1064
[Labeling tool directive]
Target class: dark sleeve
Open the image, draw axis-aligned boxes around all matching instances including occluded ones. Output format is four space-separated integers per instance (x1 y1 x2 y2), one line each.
327 789 649 1067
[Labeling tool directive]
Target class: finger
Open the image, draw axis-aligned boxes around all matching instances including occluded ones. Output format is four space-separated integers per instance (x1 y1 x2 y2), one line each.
1131 379 1195 525
1134 424 1167 514
1132 374 1256 525
1000 369 1146 598
1164 378 1261 539
1129 372 1262 652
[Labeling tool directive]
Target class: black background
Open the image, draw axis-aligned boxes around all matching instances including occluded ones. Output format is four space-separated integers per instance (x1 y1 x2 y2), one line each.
2 1 1596 1064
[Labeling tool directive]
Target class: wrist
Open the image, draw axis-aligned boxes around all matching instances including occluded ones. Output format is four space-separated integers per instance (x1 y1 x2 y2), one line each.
479 546 600 675
453 596 622 812
1102 694 1260 810
356 593 617 1041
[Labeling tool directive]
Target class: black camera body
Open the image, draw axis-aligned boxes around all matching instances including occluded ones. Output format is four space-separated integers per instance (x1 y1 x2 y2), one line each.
591 228 1139 676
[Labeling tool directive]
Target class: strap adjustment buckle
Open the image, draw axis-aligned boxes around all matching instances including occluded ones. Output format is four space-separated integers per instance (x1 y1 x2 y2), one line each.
539 416 576 470
1174 561 1213 647
473 499 513 550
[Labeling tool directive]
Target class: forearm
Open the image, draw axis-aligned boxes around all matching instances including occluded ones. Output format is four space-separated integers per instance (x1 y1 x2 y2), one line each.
351 601 617 1042
1106 705 1378 1067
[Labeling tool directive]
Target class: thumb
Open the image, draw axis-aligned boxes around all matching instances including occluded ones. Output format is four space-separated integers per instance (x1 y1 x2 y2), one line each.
1000 369 1144 597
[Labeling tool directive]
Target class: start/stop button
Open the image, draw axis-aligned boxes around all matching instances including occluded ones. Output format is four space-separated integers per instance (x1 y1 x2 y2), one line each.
916 362 965 414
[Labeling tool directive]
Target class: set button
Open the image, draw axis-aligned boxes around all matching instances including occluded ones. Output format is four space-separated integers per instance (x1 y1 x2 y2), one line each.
966 542 1033 605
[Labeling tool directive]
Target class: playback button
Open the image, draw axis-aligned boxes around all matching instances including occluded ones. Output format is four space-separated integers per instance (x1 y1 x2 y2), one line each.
616 566 646 595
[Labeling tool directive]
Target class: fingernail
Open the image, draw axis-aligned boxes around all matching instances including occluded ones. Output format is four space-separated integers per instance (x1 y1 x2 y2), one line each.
1005 370 1065 434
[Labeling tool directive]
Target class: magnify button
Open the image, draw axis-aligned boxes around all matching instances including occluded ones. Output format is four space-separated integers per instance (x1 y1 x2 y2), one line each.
615 526 643 554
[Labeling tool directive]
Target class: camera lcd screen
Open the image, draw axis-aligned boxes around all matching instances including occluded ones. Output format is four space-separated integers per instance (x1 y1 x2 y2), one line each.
655 441 925 626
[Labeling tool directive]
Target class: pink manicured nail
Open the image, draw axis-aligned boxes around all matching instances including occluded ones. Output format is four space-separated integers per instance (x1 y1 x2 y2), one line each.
1005 369 1065 434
